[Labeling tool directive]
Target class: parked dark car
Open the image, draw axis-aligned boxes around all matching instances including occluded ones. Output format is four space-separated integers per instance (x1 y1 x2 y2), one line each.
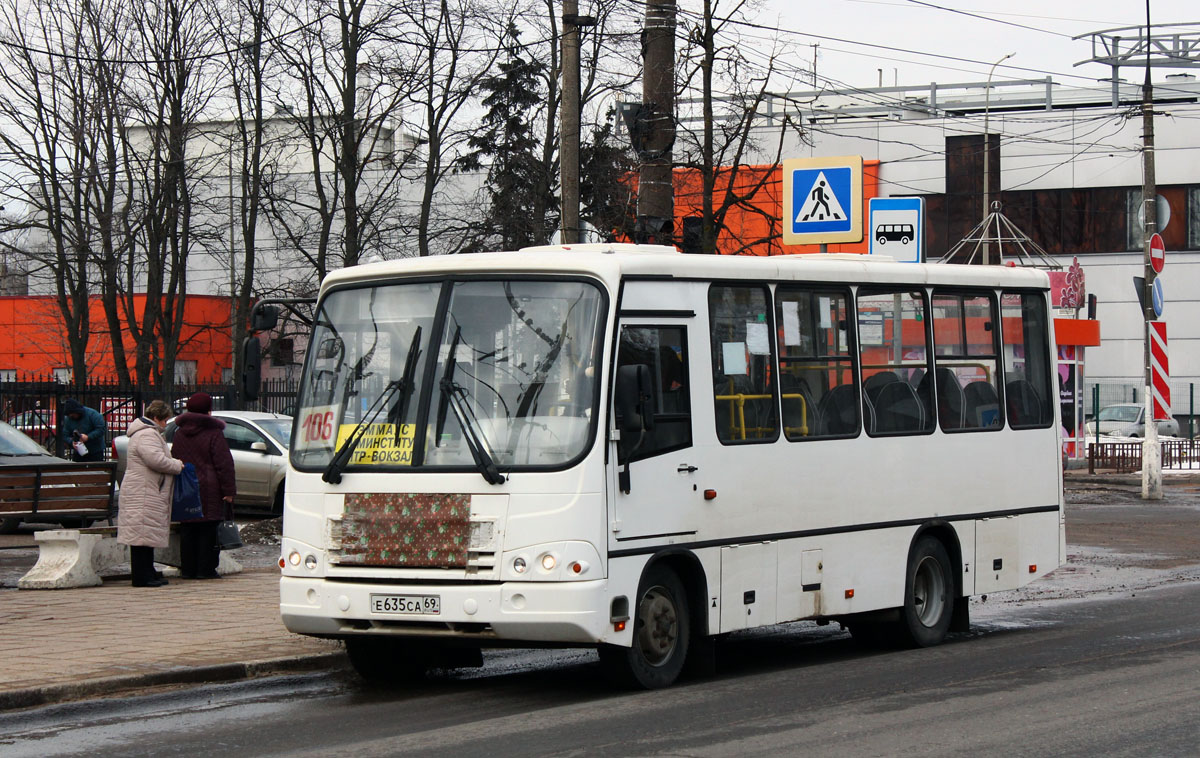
0 419 97 534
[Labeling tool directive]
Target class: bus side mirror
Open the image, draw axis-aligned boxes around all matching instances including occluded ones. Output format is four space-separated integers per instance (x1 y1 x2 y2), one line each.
241 337 262 402
252 304 279 332
616 364 655 435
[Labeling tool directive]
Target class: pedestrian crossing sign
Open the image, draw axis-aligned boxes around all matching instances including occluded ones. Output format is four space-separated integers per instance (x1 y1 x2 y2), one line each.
781 155 863 245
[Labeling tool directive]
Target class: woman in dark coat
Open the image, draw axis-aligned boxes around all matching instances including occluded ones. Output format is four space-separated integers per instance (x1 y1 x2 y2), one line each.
170 392 236 578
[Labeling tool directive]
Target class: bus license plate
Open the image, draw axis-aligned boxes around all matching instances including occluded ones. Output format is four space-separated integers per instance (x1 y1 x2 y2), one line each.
370 594 441 615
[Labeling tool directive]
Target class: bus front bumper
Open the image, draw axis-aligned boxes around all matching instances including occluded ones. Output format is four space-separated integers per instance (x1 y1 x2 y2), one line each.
280 576 611 644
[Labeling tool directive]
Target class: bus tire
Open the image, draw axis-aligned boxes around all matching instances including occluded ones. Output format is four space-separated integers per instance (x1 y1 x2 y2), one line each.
900 236 910 245
877 236 887 245
344 636 428 685
898 536 954 647
599 565 690 689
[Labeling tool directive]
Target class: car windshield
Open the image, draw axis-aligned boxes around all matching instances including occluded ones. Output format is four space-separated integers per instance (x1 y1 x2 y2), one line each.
0 421 52 456
256 418 292 448
291 277 606 473
1099 406 1142 423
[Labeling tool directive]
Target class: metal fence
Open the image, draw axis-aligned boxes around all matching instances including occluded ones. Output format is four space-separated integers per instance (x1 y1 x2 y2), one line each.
1088 439 1200 473
1086 379 1200 434
0 376 298 460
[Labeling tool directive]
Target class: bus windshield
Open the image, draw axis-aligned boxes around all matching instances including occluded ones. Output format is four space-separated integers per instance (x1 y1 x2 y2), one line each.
291 278 606 475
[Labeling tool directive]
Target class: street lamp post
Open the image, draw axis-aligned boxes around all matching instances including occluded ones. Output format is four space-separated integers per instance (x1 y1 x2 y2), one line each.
982 52 1014 265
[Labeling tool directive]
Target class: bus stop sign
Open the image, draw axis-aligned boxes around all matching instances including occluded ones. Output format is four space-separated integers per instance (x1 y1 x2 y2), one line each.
868 197 924 262
1149 233 1165 274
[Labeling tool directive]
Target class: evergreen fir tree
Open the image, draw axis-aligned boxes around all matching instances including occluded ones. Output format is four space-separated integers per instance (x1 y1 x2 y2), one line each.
458 24 556 250
580 110 638 242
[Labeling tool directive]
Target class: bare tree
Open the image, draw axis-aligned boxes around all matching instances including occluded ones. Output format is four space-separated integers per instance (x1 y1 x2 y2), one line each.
208 0 285 392
676 0 806 254
120 0 223 387
268 0 418 283
401 0 506 257
0 0 131 386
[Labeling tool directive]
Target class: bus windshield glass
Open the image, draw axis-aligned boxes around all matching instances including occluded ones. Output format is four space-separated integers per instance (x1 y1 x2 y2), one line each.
291 278 605 474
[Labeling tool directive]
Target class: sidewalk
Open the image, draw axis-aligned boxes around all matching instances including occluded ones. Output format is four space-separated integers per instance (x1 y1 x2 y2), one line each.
0 567 344 712
1064 466 1200 487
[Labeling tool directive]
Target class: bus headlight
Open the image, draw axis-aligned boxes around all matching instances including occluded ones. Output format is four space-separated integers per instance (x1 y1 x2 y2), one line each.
502 542 601 581
304 554 319 571
288 551 302 567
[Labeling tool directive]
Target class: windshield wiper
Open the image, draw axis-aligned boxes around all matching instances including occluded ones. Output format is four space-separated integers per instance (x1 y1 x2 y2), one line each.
322 326 422 484
439 326 506 485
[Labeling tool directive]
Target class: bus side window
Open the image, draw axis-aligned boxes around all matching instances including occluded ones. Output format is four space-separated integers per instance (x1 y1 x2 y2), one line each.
1000 292 1054 428
709 285 779 444
775 287 858 439
616 326 692 461
932 291 1001 431
856 288 934 436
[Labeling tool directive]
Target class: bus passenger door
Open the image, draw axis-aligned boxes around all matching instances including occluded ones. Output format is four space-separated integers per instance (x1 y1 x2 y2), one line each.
609 322 703 541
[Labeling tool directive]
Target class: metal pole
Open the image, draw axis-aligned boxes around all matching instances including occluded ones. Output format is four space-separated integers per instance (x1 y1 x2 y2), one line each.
560 0 582 245
982 53 1014 266
1140 0 1162 500
1190 383 1194 440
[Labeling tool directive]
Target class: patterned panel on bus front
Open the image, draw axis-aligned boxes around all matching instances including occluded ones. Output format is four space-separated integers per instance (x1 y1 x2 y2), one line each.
331 492 471 568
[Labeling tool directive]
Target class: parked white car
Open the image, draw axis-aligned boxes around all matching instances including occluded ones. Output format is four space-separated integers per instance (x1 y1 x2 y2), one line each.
1084 403 1179 438
113 410 291 515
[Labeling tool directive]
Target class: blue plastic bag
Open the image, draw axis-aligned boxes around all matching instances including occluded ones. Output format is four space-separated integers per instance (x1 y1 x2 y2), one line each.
172 463 203 521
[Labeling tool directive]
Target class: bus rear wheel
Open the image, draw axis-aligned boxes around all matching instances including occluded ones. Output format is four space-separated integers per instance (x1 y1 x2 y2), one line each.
600 565 690 689
898 536 954 647
344 636 429 685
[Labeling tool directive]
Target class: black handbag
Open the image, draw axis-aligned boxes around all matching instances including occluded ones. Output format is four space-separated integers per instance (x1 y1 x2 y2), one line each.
215 503 242 550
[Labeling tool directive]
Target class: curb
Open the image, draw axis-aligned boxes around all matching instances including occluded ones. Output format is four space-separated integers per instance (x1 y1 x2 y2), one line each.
0 650 348 713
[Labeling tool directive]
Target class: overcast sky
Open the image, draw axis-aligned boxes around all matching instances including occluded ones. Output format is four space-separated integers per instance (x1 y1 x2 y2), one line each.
753 0 1199 92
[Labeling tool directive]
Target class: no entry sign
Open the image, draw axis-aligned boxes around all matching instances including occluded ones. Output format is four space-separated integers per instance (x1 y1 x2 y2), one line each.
1149 233 1165 274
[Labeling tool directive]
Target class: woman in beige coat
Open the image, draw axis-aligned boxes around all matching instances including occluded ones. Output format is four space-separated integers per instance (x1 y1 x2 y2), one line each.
119 400 184 587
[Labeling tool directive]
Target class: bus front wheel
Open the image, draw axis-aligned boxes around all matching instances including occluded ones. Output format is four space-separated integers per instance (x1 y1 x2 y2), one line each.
345 636 429 685
599 565 690 689
898 536 954 647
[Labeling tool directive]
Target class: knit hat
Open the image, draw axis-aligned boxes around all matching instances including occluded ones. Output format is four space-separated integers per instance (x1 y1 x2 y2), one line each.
185 392 212 414
63 399 83 416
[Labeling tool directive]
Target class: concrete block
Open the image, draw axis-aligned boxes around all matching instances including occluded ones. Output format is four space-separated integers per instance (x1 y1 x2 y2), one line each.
18 530 127 590
18 528 242 590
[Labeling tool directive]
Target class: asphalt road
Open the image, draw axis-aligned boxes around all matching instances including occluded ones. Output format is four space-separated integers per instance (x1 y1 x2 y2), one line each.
2 487 1199 757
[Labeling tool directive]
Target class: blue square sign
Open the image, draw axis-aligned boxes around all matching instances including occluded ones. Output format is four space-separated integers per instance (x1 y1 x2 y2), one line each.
868 197 924 263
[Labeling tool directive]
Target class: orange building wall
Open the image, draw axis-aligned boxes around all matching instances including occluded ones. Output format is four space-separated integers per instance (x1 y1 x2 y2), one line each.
0 295 233 381
669 160 882 256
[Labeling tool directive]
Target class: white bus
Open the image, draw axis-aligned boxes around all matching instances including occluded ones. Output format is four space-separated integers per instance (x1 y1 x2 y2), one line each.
279 244 1064 689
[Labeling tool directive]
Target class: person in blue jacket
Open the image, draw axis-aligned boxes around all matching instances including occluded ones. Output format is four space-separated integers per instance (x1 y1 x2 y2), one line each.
61 399 107 462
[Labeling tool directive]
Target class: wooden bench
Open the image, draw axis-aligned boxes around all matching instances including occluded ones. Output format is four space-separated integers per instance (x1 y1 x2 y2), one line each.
0 461 117 531
18 523 243 590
